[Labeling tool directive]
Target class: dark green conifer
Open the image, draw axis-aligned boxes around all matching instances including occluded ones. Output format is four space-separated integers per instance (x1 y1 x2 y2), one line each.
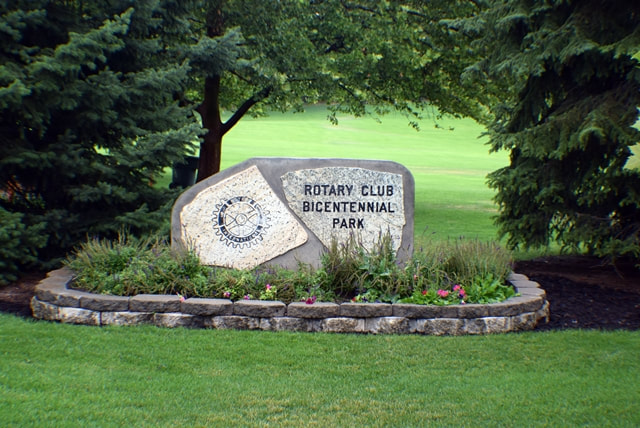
463 0 640 260
0 1 202 270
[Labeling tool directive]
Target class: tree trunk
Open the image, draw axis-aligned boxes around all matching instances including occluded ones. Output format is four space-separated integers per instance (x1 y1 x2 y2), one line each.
196 75 223 181
194 1 273 181
195 1 225 182
195 73 273 181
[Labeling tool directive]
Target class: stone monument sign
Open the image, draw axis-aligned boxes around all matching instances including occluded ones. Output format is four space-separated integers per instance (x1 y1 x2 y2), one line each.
172 158 414 269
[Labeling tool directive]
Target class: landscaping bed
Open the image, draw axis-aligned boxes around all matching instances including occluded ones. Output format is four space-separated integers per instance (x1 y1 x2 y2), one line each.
29 267 548 334
2 255 638 331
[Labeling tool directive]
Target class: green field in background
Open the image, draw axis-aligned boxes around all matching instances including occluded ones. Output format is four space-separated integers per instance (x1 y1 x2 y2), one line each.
218 105 509 245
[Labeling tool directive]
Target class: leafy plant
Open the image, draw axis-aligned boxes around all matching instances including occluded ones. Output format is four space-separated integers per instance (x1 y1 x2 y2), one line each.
465 274 518 304
65 232 516 305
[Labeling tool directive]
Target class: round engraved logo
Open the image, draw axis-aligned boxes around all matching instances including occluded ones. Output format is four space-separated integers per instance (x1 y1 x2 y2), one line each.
213 196 270 248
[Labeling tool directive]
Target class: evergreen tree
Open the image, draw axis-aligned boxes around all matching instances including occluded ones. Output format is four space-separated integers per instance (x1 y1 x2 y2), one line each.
459 0 640 261
0 0 202 268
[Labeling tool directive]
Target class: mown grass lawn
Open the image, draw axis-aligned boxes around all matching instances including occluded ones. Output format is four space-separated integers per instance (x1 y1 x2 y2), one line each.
1 314 639 427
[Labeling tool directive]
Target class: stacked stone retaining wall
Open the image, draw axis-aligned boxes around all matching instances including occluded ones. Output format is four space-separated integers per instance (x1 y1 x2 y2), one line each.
31 268 549 335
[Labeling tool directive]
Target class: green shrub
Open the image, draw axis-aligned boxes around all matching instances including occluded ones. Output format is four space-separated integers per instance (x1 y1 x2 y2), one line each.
65 234 210 296
0 208 47 285
65 233 516 305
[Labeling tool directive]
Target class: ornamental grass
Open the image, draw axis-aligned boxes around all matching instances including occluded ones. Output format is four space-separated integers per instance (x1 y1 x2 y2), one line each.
65 232 515 305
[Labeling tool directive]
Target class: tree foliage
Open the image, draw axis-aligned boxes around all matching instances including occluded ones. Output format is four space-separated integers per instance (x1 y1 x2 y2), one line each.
0 0 203 267
186 0 482 178
458 0 640 260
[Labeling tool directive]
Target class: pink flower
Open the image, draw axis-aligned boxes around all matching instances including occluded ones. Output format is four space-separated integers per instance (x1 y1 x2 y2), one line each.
305 296 317 305
422 290 427 295
178 294 185 302
266 284 272 291
453 284 467 299
223 291 231 298
437 289 449 298
413 274 418 281
243 295 250 300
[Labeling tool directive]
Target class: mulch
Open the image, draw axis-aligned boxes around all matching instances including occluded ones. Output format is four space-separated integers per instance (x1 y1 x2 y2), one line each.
514 256 640 331
2 256 639 331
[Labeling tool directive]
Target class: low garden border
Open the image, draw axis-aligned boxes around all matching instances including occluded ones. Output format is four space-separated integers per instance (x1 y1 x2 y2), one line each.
31 267 549 335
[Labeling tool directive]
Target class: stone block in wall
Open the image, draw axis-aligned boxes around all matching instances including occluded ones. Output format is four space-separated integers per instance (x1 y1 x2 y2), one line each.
518 287 547 300
392 303 441 319
510 278 541 290
33 268 73 302
484 316 513 334
365 317 410 334
181 298 233 316
487 298 524 317
233 300 286 317
260 317 320 332
34 281 64 304
154 312 204 329
208 315 261 330
536 301 550 324
55 288 96 308
129 294 181 313
507 272 529 282
80 294 129 312
58 306 100 325
461 318 488 335
511 312 538 331
30 297 59 320
100 311 154 326
286 302 340 318
462 317 512 335
414 318 464 336
339 302 392 317
490 295 543 317
456 304 489 319
46 267 73 279
321 317 365 333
